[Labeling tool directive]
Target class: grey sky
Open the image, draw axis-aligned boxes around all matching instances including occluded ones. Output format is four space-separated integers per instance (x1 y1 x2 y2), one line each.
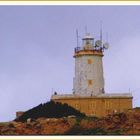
0 6 140 121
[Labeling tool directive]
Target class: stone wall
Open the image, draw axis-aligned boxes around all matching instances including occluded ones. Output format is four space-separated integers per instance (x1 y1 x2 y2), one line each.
52 96 132 117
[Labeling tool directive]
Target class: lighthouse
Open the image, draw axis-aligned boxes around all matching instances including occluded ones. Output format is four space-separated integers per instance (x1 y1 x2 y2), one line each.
51 31 132 117
73 33 105 95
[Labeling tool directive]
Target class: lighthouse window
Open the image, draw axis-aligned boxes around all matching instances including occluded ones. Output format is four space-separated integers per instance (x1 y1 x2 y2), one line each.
87 59 92 64
88 80 93 86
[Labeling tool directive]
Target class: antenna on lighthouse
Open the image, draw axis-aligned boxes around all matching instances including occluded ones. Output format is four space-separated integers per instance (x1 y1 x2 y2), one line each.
76 29 79 47
85 26 88 34
103 32 110 50
99 21 110 50
100 21 103 48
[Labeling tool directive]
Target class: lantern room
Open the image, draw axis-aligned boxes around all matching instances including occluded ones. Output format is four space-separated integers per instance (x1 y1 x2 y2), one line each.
82 33 94 49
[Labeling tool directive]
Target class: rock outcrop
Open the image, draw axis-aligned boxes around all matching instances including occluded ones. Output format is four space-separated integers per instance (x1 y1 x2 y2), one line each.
1 108 140 135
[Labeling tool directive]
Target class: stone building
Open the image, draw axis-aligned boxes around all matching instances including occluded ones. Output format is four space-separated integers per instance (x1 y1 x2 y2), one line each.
51 33 133 117
16 111 24 118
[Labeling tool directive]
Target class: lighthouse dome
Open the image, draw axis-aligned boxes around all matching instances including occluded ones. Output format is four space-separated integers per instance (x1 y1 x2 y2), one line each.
82 33 94 40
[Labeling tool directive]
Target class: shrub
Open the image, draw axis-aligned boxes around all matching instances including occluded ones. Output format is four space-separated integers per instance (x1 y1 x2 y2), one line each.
65 127 107 135
15 100 85 122
79 128 107 135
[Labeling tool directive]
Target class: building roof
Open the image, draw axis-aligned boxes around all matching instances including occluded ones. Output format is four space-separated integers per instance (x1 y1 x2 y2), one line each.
51 93 133 100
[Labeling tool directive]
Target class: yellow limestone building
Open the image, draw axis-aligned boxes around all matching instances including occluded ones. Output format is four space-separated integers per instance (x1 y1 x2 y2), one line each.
51 33 133 117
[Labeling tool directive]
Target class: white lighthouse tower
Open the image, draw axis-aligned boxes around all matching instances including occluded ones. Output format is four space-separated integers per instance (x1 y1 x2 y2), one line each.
73 33 107 95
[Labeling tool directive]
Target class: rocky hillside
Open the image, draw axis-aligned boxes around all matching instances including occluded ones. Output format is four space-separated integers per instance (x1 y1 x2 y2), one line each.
1 108 140 135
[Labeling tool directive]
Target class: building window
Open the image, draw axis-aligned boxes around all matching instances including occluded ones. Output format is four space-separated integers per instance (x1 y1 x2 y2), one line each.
88 80 93 86
90 102 96 108
87 59 92 64
105 101 111 109
75 103 79 109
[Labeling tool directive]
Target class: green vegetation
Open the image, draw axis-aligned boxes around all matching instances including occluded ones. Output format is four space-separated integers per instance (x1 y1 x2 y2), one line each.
66 126 124 135
79 128 107 135
134 107 140 110
75 117 82 126
83 116 98 121
15 100 85 122
108 129 123 135
65 127 107 135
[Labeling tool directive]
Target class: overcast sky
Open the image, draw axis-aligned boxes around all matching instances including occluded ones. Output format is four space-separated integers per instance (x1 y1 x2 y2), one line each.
0 6 140 121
